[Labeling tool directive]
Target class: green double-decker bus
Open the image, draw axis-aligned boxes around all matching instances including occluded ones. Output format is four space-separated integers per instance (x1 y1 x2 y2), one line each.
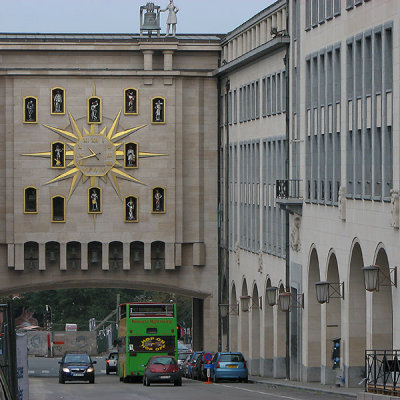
117 302 179 382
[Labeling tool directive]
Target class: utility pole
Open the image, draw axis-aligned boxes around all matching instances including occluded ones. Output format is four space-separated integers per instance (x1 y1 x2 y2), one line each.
116 294 120 323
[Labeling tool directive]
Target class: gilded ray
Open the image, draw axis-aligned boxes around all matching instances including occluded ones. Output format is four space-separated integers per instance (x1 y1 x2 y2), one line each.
110 172 122 199
90 124 95 134
99 127 107 136
111 125 146 141
68 172 82 200
90 177 95 186
139 152 167 158
115 161 122 167
66 151 74 156
22 151 51 158
45 168 80 185
110 168 144 185
67 160 75 167
116 151 124 156
68 112 83 140
43 124 78 141
107 110 122 139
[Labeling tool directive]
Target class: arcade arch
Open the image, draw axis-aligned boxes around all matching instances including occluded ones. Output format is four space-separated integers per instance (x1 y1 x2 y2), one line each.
251 283 261 375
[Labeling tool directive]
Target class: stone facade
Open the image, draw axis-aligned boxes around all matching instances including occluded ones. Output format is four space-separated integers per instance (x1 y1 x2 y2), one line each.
0 34 221 351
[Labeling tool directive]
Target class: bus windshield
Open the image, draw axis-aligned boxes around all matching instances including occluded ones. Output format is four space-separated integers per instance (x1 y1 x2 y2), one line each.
129 304 174 317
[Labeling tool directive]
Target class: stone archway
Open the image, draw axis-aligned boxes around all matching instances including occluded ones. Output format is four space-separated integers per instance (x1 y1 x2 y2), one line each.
348 241 366 386
262 278 274 377
230 283 238 351
251 283 261 375
306 247 321 382
372 246 393 349
324 251 341 385
240 279 250 359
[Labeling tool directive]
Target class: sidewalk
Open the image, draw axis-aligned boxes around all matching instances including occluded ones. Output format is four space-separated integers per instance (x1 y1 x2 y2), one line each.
249 375 362 398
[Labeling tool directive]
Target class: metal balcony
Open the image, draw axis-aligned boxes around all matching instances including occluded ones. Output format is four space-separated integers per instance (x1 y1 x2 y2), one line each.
275 179 303 215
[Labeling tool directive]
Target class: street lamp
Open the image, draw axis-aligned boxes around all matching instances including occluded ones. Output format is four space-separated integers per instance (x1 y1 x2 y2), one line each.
240 296 250 312
278 291 291 312
362 265 379 292
362 265 398 292
315 281 344 304
266 286 278 306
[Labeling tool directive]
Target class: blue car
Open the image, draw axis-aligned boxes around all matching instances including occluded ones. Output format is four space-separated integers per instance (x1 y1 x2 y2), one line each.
211 352 248 383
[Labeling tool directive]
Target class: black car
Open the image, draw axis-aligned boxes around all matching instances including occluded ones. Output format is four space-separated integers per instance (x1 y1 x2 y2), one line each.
106 352 118 374
193 352 214 381
58 351 96 384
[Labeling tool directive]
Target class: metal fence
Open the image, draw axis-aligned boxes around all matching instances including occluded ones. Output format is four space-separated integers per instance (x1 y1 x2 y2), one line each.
365 349 400 396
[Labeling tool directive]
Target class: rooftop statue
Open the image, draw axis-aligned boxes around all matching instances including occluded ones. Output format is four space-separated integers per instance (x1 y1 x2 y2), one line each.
160 0 179 37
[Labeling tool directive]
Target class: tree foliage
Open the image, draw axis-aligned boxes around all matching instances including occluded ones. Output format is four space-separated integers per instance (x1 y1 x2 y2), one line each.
3 289 192 331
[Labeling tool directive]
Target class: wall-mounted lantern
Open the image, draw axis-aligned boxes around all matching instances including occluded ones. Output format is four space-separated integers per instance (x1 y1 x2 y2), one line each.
362 265 397 292
278 290 304 312
266 286 278 306
315 281 344 304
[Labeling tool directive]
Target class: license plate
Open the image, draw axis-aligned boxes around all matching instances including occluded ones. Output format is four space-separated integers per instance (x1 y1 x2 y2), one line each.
227 365 238 368
73 373 84 376
160 375 170 379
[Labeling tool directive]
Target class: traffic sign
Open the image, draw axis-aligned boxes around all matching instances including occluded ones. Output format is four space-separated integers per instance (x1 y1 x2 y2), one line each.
204 364 213 369
204 352 213 362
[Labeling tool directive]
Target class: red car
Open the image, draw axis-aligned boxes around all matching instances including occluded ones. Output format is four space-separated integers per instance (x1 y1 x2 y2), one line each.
143 355 182 387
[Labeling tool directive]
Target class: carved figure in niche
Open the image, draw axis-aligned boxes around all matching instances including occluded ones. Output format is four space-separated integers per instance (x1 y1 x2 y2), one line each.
152 187 165 213
152 97 165 123
235 242 240 267
51 142 65 168
124 142 138 168
161 0 179 36
88 187 101 213
125 89 137 114
24 97 37 122
391 189 399 229
290 216 301 252
338 186 346 221
125 196 138 222
88 96 101 123
53 90 63 113
258 250 263 273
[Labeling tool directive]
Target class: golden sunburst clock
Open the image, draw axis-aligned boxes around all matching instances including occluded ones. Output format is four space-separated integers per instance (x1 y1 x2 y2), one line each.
22 110 165 202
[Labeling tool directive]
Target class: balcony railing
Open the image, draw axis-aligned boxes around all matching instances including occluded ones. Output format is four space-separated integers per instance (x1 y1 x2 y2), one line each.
276 179 302 200
366 350 400 396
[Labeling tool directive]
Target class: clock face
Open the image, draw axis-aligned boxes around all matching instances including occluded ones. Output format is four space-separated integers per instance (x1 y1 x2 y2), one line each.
74 134 116 177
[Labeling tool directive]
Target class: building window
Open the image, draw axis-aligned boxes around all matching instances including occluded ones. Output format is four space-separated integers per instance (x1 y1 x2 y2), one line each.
51 196 65 222
24 187 38 213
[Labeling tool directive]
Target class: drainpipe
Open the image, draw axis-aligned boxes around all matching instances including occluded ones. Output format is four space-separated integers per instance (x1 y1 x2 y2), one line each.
284 0 291 381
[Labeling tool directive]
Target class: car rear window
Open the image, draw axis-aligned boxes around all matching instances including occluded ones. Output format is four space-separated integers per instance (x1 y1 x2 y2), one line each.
109 354 118 360
64 354 91 363
151 357 176 365
192 353 201 361
219 354 244 362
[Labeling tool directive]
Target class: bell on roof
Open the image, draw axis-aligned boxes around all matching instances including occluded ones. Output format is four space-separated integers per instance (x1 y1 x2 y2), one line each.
140 2 161 37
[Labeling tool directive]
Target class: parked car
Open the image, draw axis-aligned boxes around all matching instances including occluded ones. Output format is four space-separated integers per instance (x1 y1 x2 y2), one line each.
106 352 118 374
180 353 192 377
177 351 192 369
210 352 248 383
186 351 203 379
58 351 96 384
193 352 214 381
143 355 182 387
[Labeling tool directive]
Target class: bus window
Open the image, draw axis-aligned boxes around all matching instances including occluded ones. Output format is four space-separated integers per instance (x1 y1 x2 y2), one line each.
146 328 157 334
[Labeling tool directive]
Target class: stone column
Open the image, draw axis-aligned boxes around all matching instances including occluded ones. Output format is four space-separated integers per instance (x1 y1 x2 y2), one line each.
143 50 154 71
123 242 130 270
163 50 174 71
144 243 151 270
81 243 88 270
60 242 66 270
165 243 175 270
15 243 24 271
102 242 109 270
39 243 45 271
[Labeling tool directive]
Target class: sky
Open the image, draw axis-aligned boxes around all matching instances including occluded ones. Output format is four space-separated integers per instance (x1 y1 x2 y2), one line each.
0 0 276 35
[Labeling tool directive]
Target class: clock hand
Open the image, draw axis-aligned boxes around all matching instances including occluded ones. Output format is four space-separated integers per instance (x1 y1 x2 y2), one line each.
88 147 100 160
78 153 97 161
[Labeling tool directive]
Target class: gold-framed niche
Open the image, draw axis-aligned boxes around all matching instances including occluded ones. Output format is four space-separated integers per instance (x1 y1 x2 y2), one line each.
51 141 65 169
124 142 139 169
152 187 166 214
24 186 38 214
151 96 166 124
124 88 139 115
50 87 66 115
87 96 102 124
51 195 66 223
23 96 38 124
88 186 102 214
124 195 139 222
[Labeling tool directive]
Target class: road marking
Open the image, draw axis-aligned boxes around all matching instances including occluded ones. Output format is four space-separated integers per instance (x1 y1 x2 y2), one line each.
220 384 301 400
41 370 50 374
28 370 34 374
101 370 106 373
